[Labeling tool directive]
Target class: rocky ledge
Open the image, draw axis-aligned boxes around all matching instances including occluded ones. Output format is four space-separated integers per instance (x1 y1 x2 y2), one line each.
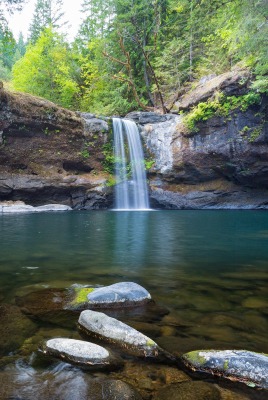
0 200 72 213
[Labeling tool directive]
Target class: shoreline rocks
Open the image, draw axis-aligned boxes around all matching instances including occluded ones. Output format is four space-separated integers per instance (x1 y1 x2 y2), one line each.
0 200 72 213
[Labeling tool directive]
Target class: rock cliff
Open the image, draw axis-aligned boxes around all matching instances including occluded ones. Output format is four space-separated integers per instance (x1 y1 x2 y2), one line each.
0 88 112 209
130 68 268 209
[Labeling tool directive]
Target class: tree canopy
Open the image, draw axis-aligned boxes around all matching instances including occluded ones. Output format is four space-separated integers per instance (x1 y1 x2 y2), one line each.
8 0 268 113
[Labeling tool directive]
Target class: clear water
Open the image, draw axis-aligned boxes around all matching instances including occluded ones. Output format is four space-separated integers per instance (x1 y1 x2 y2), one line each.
113 118 150 210
0 210 267 398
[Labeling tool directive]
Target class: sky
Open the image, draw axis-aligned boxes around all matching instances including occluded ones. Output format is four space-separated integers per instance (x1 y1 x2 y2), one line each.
5 0 83 41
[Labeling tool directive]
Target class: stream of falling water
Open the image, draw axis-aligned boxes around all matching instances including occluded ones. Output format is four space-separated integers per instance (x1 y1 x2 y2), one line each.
113 118 150 210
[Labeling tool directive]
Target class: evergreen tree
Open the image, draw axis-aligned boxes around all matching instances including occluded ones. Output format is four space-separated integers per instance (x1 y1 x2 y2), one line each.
28 0 67 43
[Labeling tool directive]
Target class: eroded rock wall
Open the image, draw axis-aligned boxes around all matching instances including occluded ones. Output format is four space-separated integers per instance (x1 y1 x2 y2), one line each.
0 89 113 209
129 72 268 209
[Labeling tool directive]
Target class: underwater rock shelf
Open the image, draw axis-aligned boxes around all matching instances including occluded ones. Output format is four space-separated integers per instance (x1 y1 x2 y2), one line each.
35 281 268 394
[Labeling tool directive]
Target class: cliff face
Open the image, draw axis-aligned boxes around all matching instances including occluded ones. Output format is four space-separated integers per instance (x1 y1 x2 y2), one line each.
0 89 112 209
129 69 268 209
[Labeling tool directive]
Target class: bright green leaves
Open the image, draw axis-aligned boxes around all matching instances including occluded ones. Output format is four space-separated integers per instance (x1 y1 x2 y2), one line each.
12 28 79 108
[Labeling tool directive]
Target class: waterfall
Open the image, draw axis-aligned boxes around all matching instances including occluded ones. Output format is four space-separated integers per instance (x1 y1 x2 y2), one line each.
113 118 150 210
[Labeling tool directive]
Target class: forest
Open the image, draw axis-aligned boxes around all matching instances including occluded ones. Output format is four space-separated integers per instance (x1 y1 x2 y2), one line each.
0 0 267 115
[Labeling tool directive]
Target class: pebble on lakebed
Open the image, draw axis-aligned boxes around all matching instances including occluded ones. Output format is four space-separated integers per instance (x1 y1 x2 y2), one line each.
67 282 152 310
42 338 122 370
78 309 162 358
181 349 268 389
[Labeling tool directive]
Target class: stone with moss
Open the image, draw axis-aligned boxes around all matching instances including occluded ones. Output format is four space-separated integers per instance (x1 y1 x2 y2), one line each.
182 350 268 389
66 282 152 310
78 309 162 358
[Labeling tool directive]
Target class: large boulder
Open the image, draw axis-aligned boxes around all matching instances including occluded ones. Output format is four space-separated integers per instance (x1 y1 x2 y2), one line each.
172 67 250 112
78 310 161 358
67 282 152 310
182 349 268 389
42 338 122 370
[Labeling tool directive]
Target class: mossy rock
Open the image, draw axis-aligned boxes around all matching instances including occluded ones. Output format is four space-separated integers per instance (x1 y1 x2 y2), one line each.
66 282 152 311
182 350 268 389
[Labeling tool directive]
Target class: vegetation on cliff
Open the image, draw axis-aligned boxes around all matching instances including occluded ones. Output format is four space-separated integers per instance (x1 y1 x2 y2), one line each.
1 0 267 115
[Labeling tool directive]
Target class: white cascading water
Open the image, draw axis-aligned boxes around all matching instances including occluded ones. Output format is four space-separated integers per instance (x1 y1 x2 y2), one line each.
113 118 150 210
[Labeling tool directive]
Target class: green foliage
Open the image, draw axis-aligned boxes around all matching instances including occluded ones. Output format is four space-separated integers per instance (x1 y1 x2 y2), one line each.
12 28 79 108
144 158 155 170
5 0 267 114
79 149 90 159
102 141 115 173
184 92 262 132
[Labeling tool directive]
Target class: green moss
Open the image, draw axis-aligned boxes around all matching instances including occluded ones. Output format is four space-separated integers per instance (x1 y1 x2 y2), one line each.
248 125 263 142
146 339 156 347
184 351 207 366
79 149 90 159
183 92 262 133
223 359 229 370
70 287 95 306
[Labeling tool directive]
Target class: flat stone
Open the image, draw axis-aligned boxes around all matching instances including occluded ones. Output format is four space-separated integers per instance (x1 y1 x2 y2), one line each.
43 338 121 370
182 350 268 389
0 201 72 213
68 282 151 310
2 204 36 213
78 310 160 357
34 204 72 211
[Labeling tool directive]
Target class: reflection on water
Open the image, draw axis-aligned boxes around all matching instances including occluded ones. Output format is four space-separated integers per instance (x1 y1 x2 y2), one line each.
0 210 268 399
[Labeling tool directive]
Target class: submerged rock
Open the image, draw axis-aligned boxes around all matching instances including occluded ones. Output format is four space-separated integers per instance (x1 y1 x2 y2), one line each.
182 350 268 389
78 310 161 358
154 381 221 400
0 363 142 400
0 304 37 356
43 338 121 370
16 288 77 328
68 282 151 310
